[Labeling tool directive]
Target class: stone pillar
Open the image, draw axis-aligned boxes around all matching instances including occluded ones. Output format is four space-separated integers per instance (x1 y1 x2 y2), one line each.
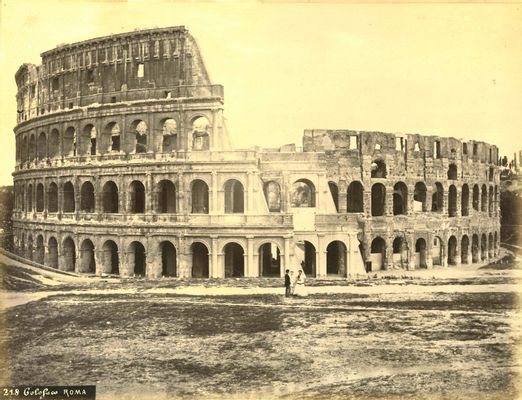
247 236 255 277
385 184 393 216
247 171 254 214
74 176 81 220
316 234 326 277
211 172 218 214
43 177 48 218
284 236 291 277
94 176 102 216
211 236 219 278
146 173 153 214
57 178 63 220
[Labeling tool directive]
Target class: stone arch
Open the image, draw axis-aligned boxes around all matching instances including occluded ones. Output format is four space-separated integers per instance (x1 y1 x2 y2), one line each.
36 183 44 212
472 184 480 211
63 126 76 157
472 234 479 263
191 179 209 213
80 181 95 212
447 235 457 265
431 182 444 212
102 181 119 213
415 238 427 269
370 237 386 271
393 182 408 215
224 242 245 277
488 186 494 216
224 179 244 213
62 236 76 272
79 124 96 156
461 184 469 216
21 135 28 163
291 179 316 207
392 236 408 269
371 183 386 216
328 182 339 212
63 181 75 213
28 134 36 161
128 241 147 276
191 116 210 150
80 239 96 273
448 185 457 217
259 242 281 277
48 182 58 213
102 240 119 274
130 120 148 153
192 242 209 278
35 234 45 264
49 128 60 158
481 184 487 212
480 234 487 261
102 122 121 154
488 232 494 259
326 241 347 276
413 182 427 212
47 237 58 268
161 118 178 153
302 240 316 277
371 159 386 178
27 183 33 212
447 163 458 180
129 180 146 213
461 235 469 264
432 236 444 266
160 241 177 277
347 181 364 212
157 180 176 213
263 181 281 212
37 132 47 160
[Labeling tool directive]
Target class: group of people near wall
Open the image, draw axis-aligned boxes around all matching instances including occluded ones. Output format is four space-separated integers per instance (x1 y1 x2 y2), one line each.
284 267 308 297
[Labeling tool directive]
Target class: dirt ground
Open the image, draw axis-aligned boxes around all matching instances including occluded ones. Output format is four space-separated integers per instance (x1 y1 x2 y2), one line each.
0 257 521 400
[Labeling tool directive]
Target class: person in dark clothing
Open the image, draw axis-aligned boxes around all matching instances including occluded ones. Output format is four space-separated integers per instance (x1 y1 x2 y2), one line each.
284 269 292 297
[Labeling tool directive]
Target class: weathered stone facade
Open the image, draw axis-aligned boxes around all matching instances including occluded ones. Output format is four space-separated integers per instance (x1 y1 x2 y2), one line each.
12 27 501 278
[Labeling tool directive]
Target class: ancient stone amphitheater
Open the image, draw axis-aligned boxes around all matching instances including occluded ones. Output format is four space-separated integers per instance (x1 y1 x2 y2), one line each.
12 26 501 278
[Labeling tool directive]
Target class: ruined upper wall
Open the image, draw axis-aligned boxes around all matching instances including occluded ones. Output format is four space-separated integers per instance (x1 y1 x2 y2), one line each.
15 27 220 124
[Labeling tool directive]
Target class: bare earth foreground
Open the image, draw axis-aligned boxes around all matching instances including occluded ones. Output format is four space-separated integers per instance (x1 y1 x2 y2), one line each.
0 255 521 400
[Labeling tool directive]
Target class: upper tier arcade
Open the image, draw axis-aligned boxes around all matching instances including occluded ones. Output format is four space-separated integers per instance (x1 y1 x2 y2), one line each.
14 26 222 123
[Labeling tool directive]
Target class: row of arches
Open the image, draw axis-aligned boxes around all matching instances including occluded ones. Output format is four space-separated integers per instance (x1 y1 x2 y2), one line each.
17 116 212 163
368 232 499 270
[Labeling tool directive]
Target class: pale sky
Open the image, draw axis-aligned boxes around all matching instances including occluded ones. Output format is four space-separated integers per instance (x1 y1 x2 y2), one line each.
1 1 521 186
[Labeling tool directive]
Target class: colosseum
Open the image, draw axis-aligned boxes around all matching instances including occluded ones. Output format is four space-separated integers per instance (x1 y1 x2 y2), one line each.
11 26 501 279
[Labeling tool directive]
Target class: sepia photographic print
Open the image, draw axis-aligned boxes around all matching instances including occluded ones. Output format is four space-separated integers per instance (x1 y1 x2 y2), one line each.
0 1 521 399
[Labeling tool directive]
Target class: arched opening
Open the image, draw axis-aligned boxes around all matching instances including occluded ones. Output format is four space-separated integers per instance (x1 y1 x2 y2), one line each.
431 183 444 212
259 243 281 277
393 182 408 215
326 241 347 276
132 120 148 153
224 179 245 213
489 167 494 182
129 181 145 213
291 179 316 207
160 241 177 277
19 233 25 258
102 181 119 213
481 185 487 212
192 116 210 150
370 237 386 271
224 243 245 277
27 184 33 212
63 127 76 157
63 182 75 213
488 233 494 259
129 241 146 276
157 180 176 213
192 242 209 278
48 183 58 213
413 182 427 212
415 238 427 269
432 236 443 266
80 182 95 212
36 183 44 212
47 237 58 268
480 234 487 261
79 124 96 156
162 118 177 152
447 164 458 180
347 181 364 212
328 182 339 212
21 136 28 163
37 132 47 160
488 186 494 216
191 180 209 213
472 185 480 211
263 181 281 212
49 129 60 158
448 185 457 217
461 184 469 216
447 236 457 266
472 234 479 263
62 237 76 272
371 159 386 178
80 239 96 273
371 183 386 216
35 235 45 264
461 235 469 264
392 237 407 269
26 235 33 260
102 240 119 274
28 135 36 161
303 241 316 277
102 122 121 154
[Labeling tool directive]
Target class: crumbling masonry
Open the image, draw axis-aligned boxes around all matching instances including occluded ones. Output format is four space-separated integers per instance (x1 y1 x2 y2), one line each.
12 27 501 278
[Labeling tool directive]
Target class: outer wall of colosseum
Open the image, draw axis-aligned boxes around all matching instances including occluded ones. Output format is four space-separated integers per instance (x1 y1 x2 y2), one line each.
11 27 501 279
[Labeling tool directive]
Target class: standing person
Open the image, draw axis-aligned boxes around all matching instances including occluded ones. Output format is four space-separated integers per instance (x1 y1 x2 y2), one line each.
293 269 308 297
284 269 292 297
